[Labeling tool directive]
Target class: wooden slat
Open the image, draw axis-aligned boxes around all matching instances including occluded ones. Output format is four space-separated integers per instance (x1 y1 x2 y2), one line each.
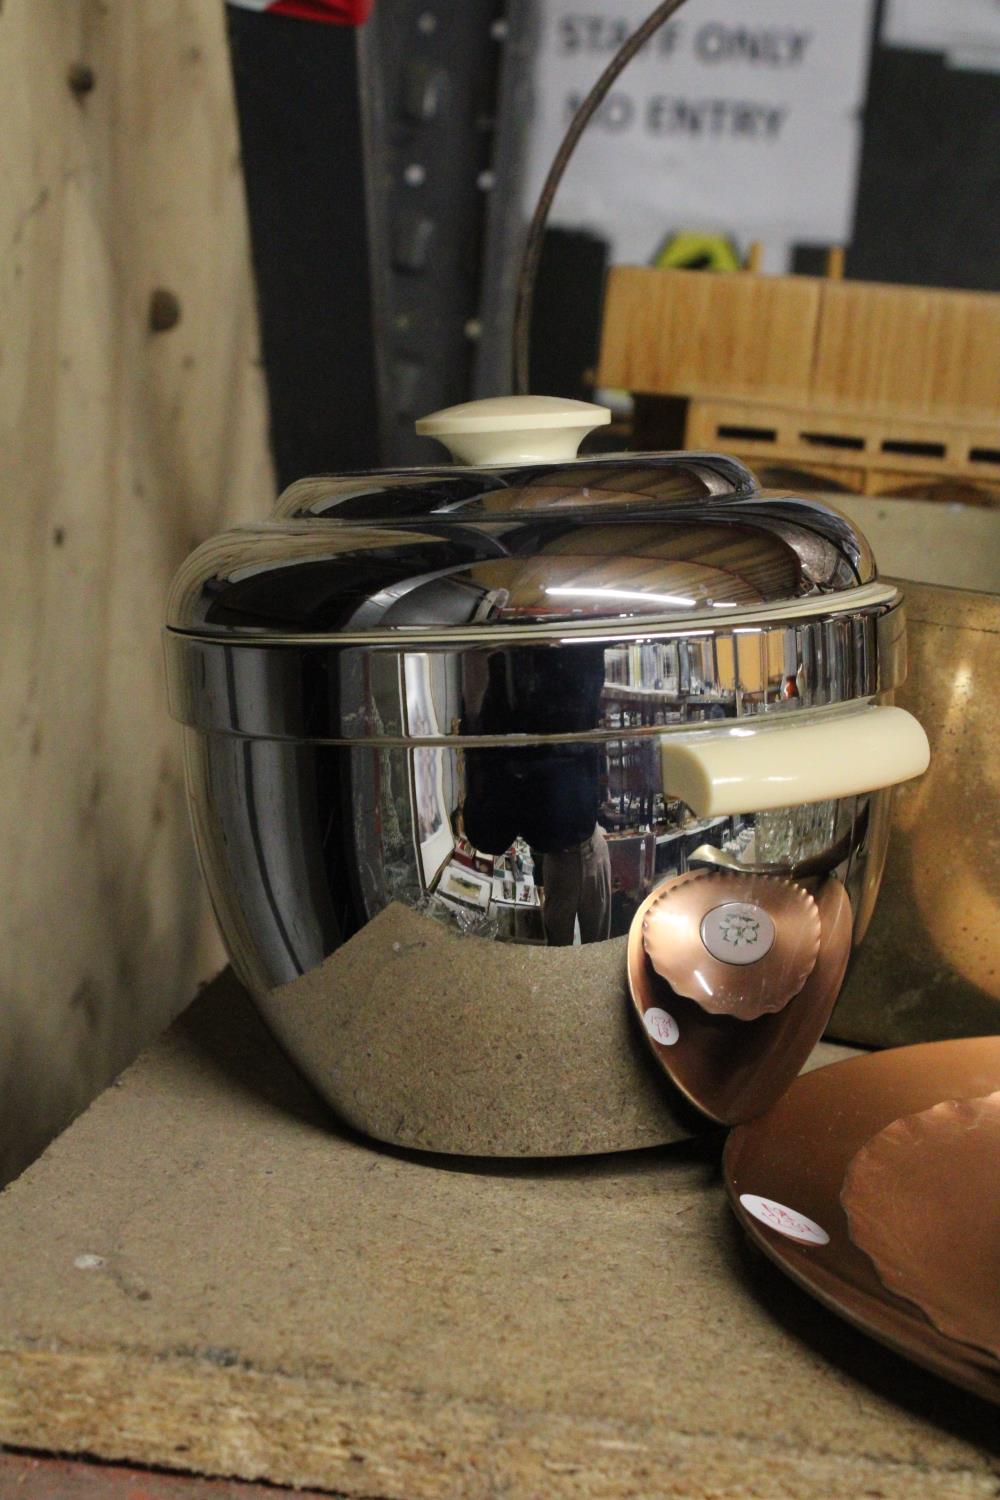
683 396 1000 490
0 0 273 1184
599 265 1000 427
597 265 822 407
812 279 1000 423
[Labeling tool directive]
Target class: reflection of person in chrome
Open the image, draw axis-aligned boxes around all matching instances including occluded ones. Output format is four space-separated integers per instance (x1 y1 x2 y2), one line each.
462 644 611 945
538 825 611 945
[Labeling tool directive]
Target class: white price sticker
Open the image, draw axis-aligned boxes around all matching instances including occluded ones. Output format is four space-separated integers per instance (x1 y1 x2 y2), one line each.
643 1007 680 1046
739 1194 830 1245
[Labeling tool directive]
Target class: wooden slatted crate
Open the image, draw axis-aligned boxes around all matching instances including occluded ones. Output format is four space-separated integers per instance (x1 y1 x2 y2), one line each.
598 265 1000 505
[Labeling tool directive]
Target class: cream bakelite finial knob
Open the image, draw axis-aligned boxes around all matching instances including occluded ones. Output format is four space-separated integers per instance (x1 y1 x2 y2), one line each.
415 394 611 466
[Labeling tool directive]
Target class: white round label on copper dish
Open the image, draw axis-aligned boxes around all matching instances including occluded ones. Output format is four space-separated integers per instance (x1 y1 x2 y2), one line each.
700 902 776 966
643 1007 679 1047
739 1194 829 1246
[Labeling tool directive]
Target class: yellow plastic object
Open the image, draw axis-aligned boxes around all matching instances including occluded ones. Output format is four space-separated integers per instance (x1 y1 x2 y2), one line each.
654 230 741 273
415 395 611 466
659 706 930 817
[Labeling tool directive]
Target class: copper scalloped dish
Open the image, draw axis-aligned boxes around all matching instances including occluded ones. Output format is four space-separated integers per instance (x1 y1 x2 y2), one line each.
841 1090 1000 1362
627 874 852 1125
724 1037 1000 1405
641 870 821 1021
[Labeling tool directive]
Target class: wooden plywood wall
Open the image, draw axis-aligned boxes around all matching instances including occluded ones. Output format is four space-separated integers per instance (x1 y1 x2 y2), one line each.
0 0 274 1182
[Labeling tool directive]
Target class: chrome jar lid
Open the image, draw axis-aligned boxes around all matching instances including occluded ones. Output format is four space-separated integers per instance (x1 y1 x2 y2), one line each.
165 396 904 740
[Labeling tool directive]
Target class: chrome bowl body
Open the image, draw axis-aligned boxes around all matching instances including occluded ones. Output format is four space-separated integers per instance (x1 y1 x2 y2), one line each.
165 450 911 1154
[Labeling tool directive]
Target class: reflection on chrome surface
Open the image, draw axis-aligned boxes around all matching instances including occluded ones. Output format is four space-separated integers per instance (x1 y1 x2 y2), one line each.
167 445 907 1153
165 600 905 743
184 714 889 1002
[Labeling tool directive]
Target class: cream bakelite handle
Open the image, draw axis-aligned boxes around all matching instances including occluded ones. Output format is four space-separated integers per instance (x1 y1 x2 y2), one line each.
660 705 929 818
415 395 611 466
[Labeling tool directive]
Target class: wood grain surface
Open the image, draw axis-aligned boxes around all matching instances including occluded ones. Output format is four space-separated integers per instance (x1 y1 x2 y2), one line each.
0 0 273 1184
599 264 1000 424
598 267 822 409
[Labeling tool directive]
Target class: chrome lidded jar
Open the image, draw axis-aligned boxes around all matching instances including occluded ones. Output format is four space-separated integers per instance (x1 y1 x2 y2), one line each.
165 397 928 1154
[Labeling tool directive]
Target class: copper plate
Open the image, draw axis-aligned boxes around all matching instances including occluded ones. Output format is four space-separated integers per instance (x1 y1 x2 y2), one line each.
724 1037 1000 1405
841 1090 1000 1361
641 871 821 1021
627 875 852 1125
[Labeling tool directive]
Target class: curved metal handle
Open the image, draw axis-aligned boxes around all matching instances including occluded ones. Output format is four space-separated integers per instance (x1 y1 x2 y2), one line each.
660 705 929 817
415 395 611 466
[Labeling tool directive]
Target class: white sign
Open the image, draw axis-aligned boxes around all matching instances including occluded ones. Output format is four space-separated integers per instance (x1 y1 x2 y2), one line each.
947 46 1000 69
883 0 1000 52
523 0 877 266
883 0 1000 70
